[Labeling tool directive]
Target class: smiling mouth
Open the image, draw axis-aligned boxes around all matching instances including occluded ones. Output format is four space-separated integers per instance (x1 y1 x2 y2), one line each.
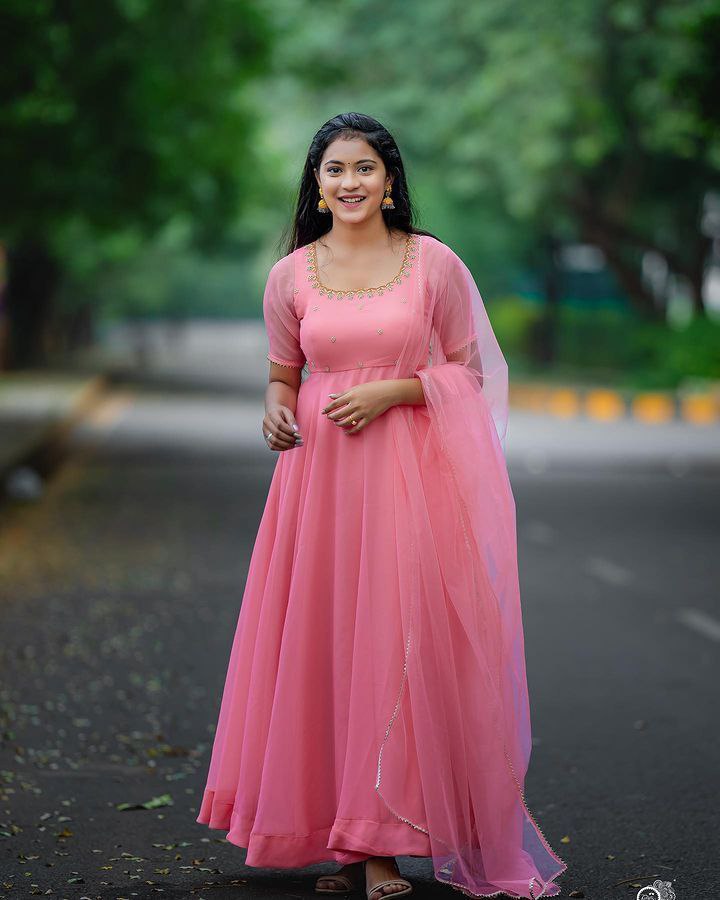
339 197 366 205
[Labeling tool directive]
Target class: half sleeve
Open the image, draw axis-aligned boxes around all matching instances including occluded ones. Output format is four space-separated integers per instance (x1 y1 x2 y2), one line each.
262 256 305 368
424 242 509 446
432 247 477 357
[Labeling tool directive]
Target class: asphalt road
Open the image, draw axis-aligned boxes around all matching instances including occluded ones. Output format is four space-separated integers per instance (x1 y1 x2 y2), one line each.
0 378 717 900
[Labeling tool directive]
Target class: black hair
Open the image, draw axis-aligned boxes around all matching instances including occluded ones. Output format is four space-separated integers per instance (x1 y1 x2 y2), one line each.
280 112 442 257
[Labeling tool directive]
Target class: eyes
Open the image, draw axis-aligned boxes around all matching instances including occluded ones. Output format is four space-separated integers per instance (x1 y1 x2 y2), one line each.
326 165 374 174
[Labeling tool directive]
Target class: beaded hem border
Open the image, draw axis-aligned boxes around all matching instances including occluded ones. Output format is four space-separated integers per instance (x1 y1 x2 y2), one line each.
266 355 304 369
305 233 418 299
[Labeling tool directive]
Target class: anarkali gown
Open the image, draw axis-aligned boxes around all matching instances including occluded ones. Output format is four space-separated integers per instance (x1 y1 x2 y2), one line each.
196 233 567 899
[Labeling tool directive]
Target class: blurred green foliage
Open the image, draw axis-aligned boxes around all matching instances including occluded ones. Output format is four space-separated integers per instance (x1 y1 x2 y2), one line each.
263 0 720 317
491 296 720 388
2 0 271 250
92 246 258 319
2 0 719 379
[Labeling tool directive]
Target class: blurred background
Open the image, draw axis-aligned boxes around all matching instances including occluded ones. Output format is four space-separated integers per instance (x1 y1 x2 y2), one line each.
0 1 718 898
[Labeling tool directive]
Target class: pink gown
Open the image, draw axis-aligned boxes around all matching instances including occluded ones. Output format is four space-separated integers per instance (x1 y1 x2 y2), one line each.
196 234 566 898
197 235 437 865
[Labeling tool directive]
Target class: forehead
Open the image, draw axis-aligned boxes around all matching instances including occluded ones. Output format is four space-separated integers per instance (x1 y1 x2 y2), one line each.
319 135 381 165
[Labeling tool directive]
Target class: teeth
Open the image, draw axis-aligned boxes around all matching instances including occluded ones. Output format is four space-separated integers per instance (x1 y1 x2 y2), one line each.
341 197 364 203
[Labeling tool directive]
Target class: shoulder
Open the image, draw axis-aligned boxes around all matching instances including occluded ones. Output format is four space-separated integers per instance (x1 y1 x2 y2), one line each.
420 234 466 269
427 233 466 256
420 235 466 295
262 251 299 319
267 249 297 280
264 250 299 302
419 234 449 254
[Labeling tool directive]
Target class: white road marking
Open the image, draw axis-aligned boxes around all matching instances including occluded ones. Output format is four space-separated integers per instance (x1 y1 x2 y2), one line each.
585 556 633 586
524 521 557 544
675 608 720 643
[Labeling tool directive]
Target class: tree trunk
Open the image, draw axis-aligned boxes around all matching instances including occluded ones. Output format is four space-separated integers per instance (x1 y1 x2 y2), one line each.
4 239 61 370
526 233 561 366
688 234 712 316
575 212 661 320
567 187 708 321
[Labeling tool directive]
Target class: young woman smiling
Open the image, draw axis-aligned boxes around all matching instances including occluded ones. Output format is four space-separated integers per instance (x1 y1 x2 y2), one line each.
196 112 567 900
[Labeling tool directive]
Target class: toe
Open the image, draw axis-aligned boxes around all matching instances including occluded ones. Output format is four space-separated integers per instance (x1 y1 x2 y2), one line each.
372 884 403 898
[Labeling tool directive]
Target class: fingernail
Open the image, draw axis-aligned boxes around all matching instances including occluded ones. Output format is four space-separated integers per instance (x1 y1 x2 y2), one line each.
292 424 299 431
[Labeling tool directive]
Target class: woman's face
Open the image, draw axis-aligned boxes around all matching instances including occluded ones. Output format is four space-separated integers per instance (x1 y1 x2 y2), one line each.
314 136 392 223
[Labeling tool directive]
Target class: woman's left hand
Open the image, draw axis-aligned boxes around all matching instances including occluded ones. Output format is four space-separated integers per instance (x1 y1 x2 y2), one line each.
321 381 397 435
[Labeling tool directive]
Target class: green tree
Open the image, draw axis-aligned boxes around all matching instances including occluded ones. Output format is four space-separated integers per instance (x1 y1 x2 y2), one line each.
0 0 271 368
273 0 720 320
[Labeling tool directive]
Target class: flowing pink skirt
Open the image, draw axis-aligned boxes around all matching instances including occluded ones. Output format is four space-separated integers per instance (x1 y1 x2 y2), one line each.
197 364 435 866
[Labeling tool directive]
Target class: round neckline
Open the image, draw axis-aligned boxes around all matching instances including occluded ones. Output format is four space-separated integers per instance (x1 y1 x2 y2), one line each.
304 232 419 299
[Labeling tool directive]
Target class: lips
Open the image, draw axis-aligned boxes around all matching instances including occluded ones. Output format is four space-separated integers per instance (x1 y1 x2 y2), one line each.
339 196 366 204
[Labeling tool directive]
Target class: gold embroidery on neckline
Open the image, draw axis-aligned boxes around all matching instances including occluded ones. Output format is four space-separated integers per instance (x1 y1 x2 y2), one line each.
305 233 418 299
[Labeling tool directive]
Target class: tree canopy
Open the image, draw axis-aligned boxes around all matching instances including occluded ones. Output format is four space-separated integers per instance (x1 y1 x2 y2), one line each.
1 0 718 367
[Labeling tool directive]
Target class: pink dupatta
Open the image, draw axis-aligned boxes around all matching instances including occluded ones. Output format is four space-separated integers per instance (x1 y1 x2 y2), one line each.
374 235 567 898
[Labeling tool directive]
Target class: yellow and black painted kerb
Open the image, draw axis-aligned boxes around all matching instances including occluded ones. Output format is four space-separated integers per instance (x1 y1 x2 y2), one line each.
509 383 720 425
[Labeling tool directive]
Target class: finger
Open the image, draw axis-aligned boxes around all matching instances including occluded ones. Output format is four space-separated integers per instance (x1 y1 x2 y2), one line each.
265 426 296 449
345 416 367 435
322 393 347 415
272 415 301 441
330 408 358 427
326 401 351 421
278 408 302 435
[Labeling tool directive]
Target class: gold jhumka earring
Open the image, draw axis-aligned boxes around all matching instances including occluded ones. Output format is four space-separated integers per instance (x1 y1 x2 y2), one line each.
317 188 330 214
381 183 395 210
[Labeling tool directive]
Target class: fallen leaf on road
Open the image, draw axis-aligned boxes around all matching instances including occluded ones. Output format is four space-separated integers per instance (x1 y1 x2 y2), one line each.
116 792 173 811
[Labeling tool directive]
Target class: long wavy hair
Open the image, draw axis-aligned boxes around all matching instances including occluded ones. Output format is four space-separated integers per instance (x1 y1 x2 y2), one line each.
280 112 442 258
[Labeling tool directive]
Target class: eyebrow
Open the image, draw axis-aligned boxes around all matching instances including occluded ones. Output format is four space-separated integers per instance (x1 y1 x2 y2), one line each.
324 158 377 165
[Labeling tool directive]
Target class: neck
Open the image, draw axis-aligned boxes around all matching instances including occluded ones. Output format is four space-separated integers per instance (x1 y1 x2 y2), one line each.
321 216 400 252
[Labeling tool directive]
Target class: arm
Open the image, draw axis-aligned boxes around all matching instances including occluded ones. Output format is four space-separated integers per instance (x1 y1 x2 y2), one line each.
262 260 306 450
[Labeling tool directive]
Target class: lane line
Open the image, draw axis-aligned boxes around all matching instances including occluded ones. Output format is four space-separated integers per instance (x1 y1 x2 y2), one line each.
675 608 720 643
585 556 634 586
524 521 557 544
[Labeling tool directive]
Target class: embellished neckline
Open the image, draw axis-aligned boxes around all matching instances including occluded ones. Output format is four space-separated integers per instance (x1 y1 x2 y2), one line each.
304 233 419 299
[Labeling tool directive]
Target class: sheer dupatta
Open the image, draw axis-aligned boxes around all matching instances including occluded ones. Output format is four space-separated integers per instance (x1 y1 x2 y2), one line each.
376 236 567 898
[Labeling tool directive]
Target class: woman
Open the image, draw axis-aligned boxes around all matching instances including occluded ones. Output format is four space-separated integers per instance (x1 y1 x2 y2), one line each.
196 112 567 900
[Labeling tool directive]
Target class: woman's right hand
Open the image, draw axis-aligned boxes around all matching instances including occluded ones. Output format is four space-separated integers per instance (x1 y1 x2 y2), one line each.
263 405 303 451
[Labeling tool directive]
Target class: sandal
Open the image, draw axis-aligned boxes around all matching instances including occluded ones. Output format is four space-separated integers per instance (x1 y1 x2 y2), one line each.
315 861 364 894
364 858 413 900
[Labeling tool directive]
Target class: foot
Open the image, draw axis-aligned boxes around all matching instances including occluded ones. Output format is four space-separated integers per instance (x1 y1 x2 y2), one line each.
365 856 411 900
316 861 363 892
